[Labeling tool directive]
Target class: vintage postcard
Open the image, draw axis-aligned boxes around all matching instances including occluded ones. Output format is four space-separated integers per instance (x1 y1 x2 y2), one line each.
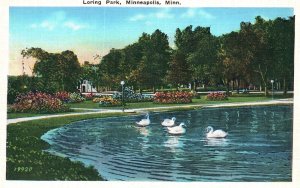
1 0 299 188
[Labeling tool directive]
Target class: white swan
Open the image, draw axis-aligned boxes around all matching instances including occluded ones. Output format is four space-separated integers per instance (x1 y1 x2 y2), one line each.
167 123 186 135
136 113 150 127
161 117 176 127
206 126 228 138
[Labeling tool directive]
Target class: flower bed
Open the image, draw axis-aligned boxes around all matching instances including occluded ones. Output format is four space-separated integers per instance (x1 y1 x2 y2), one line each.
94 96 121 107
83 93 94 100
55 91 70 103
206 92 228 101
9 92 70 113
153 91 193 104
69 92 85 103
112 87 153 103
55 91 87 103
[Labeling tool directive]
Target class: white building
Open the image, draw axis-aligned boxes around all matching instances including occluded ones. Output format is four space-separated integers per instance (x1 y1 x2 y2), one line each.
78 80 97 93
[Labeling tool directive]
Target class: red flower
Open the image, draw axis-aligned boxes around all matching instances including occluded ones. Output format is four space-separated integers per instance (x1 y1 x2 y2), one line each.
153 91 193 104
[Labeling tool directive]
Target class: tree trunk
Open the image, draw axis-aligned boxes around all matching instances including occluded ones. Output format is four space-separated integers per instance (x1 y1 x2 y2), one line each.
263 81 268 96
265 86 268 96
237 79 240 94
283 78 287 95
226 81 230 96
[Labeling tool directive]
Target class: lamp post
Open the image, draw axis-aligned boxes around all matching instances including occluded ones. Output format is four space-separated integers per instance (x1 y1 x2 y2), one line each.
121 81 125 112
271 80 274 100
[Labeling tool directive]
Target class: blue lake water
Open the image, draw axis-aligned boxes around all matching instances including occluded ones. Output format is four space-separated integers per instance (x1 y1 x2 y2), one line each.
41 105 293 181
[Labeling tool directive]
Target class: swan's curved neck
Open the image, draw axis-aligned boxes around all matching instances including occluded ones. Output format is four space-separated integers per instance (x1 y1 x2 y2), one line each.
208 127 214 133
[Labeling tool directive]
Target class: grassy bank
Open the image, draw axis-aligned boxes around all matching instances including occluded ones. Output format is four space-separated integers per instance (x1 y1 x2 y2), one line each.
7 109 88 119
6 112 127 180
8 96 290 119
69 96 273 109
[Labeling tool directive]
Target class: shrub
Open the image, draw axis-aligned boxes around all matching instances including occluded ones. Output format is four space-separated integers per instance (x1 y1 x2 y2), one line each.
153 91 194 104
69 92 85 103
112 87 153 103
197 86 227 92
84 93 94 100
92 97 101 103
7 87 19 104
95 96 121 107
206 92 228 101
55 91 70 103
156 88 192 92
10 92 70 113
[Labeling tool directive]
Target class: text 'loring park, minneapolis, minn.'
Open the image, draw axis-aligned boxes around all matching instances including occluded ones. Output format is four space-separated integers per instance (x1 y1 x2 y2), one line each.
82 0 181 6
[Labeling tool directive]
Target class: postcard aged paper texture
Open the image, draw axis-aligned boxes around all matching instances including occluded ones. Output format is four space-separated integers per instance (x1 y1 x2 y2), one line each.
1 0 299 188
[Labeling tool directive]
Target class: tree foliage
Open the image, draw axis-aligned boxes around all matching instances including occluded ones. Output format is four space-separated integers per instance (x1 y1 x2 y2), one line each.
219 16 294 95
98 29 170 91
21 48 81 92
16 15 294 96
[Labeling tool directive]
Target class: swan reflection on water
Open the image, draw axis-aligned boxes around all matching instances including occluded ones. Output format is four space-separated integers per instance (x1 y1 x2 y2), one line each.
136 126 150 137
205 138 229 147
135 126 151 150
164 136 185 152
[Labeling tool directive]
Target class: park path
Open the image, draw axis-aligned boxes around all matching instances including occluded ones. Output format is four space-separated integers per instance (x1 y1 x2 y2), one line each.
7 99 293 124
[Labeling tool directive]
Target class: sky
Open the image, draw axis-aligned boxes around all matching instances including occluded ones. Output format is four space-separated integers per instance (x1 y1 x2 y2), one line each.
9 7 294 75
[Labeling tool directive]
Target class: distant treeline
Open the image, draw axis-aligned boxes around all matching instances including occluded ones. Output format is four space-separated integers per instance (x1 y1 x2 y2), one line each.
9 15 294 100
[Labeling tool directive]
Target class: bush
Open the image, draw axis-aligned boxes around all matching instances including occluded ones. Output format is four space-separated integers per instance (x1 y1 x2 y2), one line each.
197 86 227 92
92 97 101 103
10 92 70 113
206 92 228 101
7 76 30 104
55 91 70 103
84 93 94 100
156 88 192 92
112 87 153 103
231 93 264 97
69 92 85 103
95 96 121 107
153 91 194 104
7 88 19 104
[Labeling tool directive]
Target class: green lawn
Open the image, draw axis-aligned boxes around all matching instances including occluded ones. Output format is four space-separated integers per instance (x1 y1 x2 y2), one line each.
69 96 273 109
7 112 127 180
8 95 292 119
194 96 271 104
7 109 87 119
7 112 46 119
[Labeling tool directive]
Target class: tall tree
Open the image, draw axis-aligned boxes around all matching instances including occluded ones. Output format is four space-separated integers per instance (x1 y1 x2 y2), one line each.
269 16 295 94
173 26 219 89
59 50 81 91
123 42 143 89
98 48 125 89
188 27 220 88
219 30 253 93
166 50 191 87
21 47 81 92
249 17 274 96
133 30 170 91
